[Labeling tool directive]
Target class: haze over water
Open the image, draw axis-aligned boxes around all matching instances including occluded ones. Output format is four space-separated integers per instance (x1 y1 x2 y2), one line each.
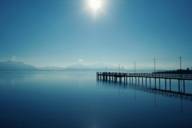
0 71 192 128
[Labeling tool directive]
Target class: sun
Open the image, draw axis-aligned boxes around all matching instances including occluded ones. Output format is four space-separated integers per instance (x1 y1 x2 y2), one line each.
87 0 104 15
88 0 102 12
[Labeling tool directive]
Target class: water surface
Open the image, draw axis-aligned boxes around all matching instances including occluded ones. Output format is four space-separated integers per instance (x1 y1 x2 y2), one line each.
0 71 192 128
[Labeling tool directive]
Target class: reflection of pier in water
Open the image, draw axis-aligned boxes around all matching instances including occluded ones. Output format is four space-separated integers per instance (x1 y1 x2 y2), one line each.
97 72 192 101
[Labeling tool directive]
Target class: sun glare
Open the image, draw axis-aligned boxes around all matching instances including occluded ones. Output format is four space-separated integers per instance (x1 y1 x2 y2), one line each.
88 0 102 11
87 0 105 16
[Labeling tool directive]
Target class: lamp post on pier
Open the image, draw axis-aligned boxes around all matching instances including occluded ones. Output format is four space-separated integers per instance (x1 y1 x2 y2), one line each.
154 57 157 73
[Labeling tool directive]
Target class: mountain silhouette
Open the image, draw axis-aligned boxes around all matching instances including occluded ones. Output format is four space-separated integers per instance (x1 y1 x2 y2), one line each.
0 61 36 70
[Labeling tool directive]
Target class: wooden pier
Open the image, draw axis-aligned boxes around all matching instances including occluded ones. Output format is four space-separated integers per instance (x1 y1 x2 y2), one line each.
96 72 192 97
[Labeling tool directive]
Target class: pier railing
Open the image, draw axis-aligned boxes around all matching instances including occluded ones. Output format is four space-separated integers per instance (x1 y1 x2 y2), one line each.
97 72 192 80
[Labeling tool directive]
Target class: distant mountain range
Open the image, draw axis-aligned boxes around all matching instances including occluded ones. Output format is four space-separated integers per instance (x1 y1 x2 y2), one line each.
38 64 106 71
0 61 103 71
0 61 36 70
2 60 187 73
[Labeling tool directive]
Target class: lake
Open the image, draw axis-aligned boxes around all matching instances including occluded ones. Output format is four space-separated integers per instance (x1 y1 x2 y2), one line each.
0 71 192 128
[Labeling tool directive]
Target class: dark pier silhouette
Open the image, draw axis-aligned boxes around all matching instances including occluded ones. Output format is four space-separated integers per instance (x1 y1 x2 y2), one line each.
97 72 192 99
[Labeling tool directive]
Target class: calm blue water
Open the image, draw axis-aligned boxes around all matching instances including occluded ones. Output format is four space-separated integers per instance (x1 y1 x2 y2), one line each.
0 71 192 128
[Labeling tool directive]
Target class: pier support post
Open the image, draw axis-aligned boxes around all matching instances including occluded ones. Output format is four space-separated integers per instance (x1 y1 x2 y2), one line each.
178 80 181 92
138 77 140 85
119 77 122 83
149 78 151 87
183 80 186 93
169 79 172 91
165 79 167 90
155 78 157 89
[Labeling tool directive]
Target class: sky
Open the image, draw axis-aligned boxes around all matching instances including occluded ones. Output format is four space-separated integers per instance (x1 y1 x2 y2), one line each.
0 0 192 69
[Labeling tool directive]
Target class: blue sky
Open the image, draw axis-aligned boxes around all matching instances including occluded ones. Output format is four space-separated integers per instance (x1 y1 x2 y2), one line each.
0 0 192 69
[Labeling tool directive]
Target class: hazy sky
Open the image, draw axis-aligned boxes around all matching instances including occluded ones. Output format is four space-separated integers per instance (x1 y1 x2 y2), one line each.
0 0 192 68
